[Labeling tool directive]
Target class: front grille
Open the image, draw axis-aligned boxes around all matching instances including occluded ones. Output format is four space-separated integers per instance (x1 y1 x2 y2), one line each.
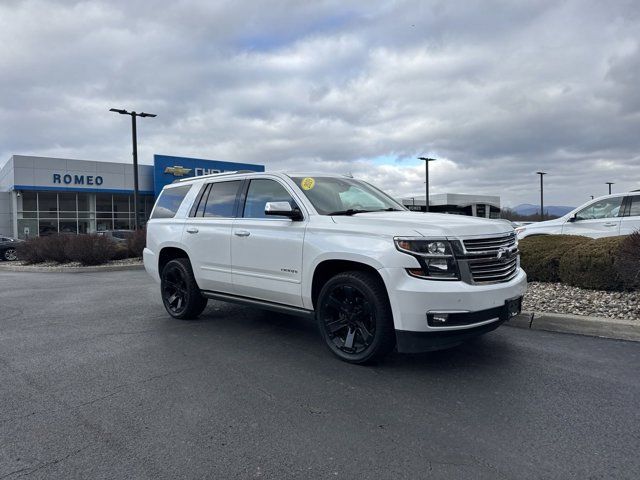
462 232 519 284
463 232 517 253
467 255 518 283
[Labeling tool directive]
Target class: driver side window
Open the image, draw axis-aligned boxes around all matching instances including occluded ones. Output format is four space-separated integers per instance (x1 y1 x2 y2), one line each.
575 197 623 220
243 179 296 219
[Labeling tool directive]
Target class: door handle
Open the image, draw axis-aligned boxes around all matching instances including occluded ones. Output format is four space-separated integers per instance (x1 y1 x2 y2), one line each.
186 227 199 234
603 223 617 227
234 230 251 237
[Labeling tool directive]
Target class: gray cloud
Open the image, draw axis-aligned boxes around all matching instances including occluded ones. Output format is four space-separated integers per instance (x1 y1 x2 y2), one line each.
1 0 639 206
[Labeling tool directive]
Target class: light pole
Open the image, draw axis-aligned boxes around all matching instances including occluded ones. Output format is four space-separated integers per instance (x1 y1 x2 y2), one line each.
536 171 547 221
109 108 157 230
606 182 614 195
418 157 436 212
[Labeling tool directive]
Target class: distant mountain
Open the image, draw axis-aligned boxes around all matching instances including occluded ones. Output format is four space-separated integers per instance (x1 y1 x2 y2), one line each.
511 204 575 217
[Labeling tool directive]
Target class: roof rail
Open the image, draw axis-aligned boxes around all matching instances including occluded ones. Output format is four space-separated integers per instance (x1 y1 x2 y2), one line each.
173 170 257 183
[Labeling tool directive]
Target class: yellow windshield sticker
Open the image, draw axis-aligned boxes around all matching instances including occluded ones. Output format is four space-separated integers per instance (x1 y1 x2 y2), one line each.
301 177 315 190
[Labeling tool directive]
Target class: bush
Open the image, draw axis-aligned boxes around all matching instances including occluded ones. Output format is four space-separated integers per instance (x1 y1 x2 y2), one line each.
16 237 47 264
519 235 591 282
111 244 130 260
127 228 146 258
616 231 640 290
39 234 70 263
65 234 116 266
558 236 626 291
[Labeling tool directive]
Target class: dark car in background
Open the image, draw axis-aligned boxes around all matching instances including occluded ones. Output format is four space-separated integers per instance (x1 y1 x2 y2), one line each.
0 236 22 261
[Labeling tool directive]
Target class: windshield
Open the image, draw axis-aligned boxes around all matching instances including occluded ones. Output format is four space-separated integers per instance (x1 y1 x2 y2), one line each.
290 176 406 215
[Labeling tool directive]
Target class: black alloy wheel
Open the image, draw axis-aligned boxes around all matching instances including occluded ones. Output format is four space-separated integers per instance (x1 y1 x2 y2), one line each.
317 271 395 364
3 248 17 261
161 258 207 320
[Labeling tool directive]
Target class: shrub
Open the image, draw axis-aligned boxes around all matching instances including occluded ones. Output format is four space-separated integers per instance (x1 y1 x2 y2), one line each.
16 235 70 263
519 235 591 282
16 237 47 264
127 228 146 258
558 236 626 291
111 244 130 260
65 234 116 266
39 234 70 263
616 231 640 290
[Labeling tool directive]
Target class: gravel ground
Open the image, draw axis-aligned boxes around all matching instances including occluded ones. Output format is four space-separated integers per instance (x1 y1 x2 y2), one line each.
4 257 142 269
523 282 640 320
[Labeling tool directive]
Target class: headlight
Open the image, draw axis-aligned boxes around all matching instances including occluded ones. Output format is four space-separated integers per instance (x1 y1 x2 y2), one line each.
394 238 460 280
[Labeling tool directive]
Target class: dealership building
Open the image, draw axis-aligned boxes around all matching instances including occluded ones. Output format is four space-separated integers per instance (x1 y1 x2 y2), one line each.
0 154 264 238
400 193 501 218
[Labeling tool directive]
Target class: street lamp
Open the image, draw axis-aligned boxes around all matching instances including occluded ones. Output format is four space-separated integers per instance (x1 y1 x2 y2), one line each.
109 108 157 230
606 182 614 195
536 171 547 221
418 157 436 212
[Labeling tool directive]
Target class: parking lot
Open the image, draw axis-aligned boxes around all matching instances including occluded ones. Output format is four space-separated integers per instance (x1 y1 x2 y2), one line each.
1 269 638 479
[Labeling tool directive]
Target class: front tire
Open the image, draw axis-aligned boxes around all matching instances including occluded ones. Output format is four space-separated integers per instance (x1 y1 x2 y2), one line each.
161 258 208 320
3 248 17 261
317 271 395 364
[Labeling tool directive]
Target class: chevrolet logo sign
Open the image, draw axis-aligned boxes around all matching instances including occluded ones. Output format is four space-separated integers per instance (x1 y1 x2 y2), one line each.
164 165 192 177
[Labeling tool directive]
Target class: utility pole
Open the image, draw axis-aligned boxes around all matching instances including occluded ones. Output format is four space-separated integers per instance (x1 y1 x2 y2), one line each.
536 171 547 221
109 108 157 229
418 157 436 212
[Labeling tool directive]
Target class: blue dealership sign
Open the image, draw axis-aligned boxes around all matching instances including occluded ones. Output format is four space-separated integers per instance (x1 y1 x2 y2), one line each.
153 154 264 196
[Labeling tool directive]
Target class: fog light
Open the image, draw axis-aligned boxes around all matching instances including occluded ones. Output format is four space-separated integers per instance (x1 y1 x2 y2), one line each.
431 313 449 324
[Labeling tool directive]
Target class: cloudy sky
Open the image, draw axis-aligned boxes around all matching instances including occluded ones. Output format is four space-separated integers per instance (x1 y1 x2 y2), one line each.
1 0 639 207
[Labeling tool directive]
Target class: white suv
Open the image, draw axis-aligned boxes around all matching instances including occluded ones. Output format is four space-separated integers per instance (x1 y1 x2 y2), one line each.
516 192 640 239
144 172 527 363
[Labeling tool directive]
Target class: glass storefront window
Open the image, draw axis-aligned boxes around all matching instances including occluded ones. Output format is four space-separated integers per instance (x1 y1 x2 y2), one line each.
96 219 113 231
14 191 148 237
78 220 90 234
113 195 129 213
39 219 57 236
22 192 37 211
58 193 76 212
77 193 89 212
39 192 58 214
96 194 112 212
59 220 78 234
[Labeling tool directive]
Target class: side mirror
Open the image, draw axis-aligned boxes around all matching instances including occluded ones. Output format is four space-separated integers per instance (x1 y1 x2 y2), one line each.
567 214 577 223
265 201 304 221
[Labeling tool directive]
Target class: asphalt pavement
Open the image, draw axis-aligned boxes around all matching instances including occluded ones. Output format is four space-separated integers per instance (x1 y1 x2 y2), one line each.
0 269 638 479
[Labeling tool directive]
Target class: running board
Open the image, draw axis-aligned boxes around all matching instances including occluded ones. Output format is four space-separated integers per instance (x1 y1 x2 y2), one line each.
201 291 315 319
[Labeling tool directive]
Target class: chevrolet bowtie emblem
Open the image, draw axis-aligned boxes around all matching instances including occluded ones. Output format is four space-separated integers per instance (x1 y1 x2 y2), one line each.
164 165 192 177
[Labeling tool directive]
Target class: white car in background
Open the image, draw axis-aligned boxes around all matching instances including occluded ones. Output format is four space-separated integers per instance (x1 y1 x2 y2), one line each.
516 191 640 239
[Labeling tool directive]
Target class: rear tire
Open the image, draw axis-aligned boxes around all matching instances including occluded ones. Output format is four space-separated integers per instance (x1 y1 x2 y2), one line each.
317 271 395 364
161 258 208 320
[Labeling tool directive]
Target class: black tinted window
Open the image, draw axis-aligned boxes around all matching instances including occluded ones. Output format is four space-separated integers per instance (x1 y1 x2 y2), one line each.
628 196 640 217
151 185 191 219
190 184 211 217
243 179 295 219
203 181 241 218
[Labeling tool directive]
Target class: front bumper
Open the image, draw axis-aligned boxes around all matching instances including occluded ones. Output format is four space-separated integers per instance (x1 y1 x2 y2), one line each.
395 298 521 353
378 267 527 333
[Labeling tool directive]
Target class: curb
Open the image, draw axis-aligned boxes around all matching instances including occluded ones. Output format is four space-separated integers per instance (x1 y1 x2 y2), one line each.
507 311 640 342
0 263 144 273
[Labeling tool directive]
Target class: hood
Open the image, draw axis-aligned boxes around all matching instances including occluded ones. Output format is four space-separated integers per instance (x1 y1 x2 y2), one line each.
330 211 513 238
522 216 567 231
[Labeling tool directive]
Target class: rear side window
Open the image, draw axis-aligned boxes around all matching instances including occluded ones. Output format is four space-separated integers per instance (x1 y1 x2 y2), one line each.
151 185 192 219
202 181 241 218
627 196 640 217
